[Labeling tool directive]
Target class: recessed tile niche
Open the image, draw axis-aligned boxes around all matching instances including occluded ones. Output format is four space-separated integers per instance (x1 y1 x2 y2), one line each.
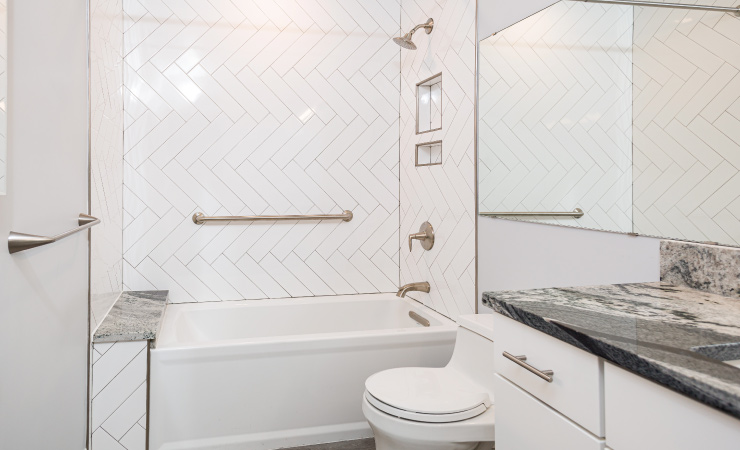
416 73 442 134
416 141 442 166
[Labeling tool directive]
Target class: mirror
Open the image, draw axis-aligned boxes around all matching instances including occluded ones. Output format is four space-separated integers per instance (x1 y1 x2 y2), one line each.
478 0 740 247
0 0 6 195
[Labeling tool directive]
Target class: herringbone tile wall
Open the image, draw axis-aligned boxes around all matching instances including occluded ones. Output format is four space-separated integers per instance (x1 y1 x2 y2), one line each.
632 4 740 246
122 0 402 302
400 0 477 320
478 1 634 233
91 341 148 450
91 0 125 331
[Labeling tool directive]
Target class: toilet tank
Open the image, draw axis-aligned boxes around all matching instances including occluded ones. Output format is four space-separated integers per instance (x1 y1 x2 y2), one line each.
447 314 496 393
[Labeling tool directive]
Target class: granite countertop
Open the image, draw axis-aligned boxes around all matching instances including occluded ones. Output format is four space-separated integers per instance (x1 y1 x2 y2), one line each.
93 291 168 345
483 282 740 419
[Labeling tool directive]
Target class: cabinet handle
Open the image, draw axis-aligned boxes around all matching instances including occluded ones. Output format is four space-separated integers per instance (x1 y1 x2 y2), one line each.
503 351 554 383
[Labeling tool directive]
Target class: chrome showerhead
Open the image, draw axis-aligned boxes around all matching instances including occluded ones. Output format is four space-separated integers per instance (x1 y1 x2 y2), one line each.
392 18 434 50
393 35 416 50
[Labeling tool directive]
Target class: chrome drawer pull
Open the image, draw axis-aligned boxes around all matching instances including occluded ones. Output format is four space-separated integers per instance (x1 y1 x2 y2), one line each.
503 351 554 383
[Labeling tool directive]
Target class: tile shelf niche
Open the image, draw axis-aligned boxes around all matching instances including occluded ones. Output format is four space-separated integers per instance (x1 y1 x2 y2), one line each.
416 73 442 134
416 140 442 166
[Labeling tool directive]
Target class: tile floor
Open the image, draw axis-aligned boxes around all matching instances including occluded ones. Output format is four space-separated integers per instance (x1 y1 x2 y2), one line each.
281 438 375 450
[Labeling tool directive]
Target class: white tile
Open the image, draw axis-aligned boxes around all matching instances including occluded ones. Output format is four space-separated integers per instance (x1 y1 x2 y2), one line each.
101 382 147 440
119 424 146 450
234 254 290 298
91 428 126 450
92 345 147 429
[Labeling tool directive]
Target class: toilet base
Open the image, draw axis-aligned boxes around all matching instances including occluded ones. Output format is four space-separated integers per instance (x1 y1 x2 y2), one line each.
370 423 483 450
362 396 495 450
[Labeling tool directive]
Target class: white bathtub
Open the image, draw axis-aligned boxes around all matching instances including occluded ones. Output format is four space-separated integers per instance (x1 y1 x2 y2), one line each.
149 294 458 450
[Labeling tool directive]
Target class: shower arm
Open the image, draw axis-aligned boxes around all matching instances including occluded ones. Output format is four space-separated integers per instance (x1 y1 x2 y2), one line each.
403 18 434 38
409 23 431 35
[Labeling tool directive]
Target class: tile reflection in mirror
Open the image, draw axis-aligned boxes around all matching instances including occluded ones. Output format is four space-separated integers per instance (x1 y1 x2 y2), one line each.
478 0 740 247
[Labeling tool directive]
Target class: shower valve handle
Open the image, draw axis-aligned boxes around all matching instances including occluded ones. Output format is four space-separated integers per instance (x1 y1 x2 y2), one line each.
408 222 434 251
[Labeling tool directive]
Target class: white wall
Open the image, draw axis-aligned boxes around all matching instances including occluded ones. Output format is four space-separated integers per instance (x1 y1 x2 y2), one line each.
478 0 559 40
478 217 660 311
90 0 123 331
0 0 6 195
122 0 401 303
400 0 477 321
478 1 634 234
0 0 90 447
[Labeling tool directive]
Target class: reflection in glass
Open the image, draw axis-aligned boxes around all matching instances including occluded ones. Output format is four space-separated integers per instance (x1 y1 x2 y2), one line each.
478 1 740 246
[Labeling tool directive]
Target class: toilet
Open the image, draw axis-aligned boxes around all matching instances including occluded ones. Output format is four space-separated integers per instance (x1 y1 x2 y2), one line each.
362 314 495 450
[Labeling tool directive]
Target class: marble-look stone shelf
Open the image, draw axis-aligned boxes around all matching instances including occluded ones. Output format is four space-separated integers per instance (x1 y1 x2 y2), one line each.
483 283 740 419
93 291 168 345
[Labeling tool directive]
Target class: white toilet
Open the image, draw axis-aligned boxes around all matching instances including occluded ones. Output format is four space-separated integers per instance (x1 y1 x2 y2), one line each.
362 314 495 450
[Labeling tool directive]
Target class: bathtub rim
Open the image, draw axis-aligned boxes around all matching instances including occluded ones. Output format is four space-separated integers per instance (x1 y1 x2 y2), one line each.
154 294 458 351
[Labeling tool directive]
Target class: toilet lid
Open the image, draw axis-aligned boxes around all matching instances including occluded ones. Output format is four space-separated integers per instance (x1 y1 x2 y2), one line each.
365 367 491 418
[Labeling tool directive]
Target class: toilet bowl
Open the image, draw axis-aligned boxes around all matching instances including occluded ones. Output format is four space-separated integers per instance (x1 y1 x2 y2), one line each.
362 314 495 450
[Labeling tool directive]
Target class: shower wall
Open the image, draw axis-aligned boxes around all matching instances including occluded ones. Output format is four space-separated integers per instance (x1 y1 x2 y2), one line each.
399 0 477 320
122 0 401 302
91 0 124 330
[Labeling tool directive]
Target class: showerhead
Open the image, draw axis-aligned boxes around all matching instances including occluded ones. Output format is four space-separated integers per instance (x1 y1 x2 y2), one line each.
393 35 417 50
392 18 434 51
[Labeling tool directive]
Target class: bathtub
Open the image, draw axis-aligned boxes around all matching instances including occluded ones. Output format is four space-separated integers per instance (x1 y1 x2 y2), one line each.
149 294 458 450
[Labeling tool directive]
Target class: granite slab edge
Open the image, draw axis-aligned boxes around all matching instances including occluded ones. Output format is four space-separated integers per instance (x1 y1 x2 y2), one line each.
482 284 740 419
93 291 168 345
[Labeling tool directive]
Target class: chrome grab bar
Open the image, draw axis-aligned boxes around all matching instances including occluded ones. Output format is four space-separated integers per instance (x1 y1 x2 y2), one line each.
193 210 353 225
571 0 740 16
8 214 101 254
503 351 554 383
480 208 584 218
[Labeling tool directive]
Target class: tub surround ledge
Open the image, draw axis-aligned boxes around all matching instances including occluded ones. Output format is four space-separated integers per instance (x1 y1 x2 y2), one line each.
93 290 168 344
483 282 740 419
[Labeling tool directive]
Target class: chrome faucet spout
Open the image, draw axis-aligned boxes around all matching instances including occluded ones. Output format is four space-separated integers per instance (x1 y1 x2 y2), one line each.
396 282 431 298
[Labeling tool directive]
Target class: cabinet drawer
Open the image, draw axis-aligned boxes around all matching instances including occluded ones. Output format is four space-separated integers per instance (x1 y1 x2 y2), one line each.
605 363 740 450
493 313 604 436
494 374 605 450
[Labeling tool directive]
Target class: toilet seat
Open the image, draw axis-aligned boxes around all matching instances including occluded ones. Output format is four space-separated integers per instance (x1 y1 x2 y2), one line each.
365 367 491 423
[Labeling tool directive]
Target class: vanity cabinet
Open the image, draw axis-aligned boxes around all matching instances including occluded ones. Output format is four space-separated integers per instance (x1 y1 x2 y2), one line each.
605 363 740 450
492 312 740 450
494 314 604 437
494 374 605 450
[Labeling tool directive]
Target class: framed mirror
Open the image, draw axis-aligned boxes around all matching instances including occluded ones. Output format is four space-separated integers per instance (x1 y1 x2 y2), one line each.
478 0 740 247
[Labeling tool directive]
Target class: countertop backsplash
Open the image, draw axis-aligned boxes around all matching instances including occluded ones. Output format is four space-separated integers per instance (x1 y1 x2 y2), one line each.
660 240 740 299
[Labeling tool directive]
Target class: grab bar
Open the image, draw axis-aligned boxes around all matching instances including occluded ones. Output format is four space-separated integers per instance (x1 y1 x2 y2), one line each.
480 208 584 218
8 214 101 254
193 210 354 224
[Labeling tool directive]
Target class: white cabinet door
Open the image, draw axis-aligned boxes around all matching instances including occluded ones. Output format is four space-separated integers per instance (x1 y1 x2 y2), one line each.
493 313 604 436
0 0 90 448
605 363 740 450
494 375 605 450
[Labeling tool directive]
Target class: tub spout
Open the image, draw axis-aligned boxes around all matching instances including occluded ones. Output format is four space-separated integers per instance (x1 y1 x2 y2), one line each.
396 282 430 298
